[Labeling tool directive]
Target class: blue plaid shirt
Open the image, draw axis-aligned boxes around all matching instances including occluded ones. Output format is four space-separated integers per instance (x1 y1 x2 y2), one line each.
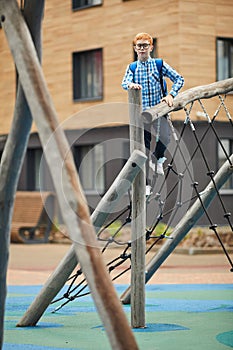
122 57 184 111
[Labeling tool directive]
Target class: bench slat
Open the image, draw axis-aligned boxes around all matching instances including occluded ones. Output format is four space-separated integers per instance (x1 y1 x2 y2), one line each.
11 191 55 244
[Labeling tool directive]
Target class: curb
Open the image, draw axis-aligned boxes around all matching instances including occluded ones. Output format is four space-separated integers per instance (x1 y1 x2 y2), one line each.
174 247 233 255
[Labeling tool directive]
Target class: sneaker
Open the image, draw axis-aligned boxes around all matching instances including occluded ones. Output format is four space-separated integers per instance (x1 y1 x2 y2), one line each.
157 162 164 176
146 185 152 197
157 157 166 176
149 160 156 172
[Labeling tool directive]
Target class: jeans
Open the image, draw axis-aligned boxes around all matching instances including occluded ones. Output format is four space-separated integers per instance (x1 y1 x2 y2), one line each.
144 115 171 183
144 115 171 160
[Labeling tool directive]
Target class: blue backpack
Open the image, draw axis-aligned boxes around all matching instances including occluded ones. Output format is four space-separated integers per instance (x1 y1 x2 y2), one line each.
129 58 167 97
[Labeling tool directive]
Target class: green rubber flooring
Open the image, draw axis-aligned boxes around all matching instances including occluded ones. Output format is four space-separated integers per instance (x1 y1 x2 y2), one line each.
3 284 233 350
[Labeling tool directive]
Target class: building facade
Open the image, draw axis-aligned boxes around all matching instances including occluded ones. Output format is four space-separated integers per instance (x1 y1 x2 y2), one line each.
0 0 232 225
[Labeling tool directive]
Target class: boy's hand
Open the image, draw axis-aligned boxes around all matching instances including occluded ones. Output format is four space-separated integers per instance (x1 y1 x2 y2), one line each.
161 94 174 107
128 83 142 90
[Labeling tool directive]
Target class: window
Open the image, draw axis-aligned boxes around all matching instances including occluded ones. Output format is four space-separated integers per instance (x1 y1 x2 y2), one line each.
133 38 157 61
73 48 103 101
72 0 102 11
218 139 233 190
122 140 130 167
216 38 233 81
74 144 105 193
27 148 43 191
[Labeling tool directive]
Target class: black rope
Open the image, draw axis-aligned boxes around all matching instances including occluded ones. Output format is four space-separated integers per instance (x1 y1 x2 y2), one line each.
198 98 232 165
192 182 233 270
186 101 233 238
163 96 227 204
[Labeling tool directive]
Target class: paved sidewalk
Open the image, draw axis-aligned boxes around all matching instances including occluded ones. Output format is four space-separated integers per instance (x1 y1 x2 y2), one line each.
7 243 233 286
4 243 233 350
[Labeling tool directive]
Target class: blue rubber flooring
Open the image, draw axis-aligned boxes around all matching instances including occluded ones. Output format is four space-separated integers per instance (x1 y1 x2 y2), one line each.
3 284 233 350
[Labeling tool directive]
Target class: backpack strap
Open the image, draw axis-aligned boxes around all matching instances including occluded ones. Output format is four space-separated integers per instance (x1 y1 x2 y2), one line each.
129 61 137 82
155 58 163 75
155 58 167 97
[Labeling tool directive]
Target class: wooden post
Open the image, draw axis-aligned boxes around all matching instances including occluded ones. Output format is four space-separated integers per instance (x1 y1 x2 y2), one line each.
0 1 139 349
128 89 146 328
0 2 44 348
121 154 233 304
17 149 147 327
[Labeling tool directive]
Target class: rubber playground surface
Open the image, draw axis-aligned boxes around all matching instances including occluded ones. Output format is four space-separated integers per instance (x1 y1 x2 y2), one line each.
3 243 233 350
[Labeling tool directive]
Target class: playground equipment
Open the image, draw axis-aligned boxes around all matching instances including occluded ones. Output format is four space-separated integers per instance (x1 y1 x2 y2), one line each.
41 88 233 313
17 81 233 330
0 1 232 349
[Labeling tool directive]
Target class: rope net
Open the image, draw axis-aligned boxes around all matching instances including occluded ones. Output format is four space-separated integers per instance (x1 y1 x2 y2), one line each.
51 94 233 312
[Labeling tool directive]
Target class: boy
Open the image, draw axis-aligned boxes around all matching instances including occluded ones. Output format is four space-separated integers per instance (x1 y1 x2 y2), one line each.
122 32 184 194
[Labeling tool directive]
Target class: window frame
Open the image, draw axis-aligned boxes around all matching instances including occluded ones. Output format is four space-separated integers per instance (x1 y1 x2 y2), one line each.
216 37 233 81
27 148 43 191
73 143 106 194
72 48 103 102
72 0 103 11
217 138 233 193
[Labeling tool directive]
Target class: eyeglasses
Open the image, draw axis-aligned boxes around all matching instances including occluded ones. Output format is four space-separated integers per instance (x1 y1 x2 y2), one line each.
135 43 150 50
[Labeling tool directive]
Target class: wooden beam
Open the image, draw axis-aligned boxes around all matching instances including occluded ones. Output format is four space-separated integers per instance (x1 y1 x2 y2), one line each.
142 78 233 123
17 149 146 326
0 1 139 349
0 1 44 347
128 89 146 328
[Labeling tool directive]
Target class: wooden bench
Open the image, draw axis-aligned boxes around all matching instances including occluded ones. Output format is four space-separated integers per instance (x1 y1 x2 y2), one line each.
11 191 55 244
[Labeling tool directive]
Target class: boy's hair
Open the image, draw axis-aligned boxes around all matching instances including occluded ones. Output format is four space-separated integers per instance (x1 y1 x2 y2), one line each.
133 32 153 45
